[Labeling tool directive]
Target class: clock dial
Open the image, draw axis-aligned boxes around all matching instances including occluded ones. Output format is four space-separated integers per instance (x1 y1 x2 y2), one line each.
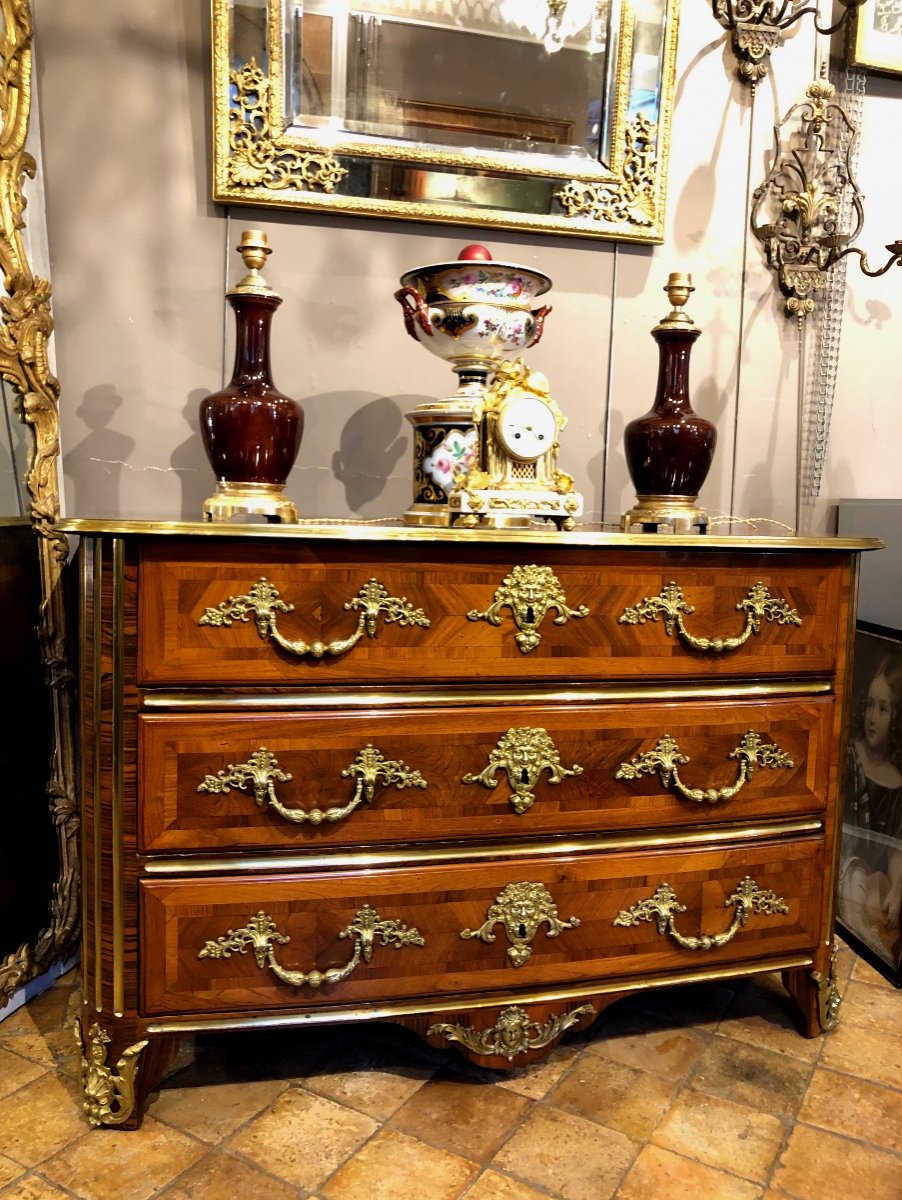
497 395 558 461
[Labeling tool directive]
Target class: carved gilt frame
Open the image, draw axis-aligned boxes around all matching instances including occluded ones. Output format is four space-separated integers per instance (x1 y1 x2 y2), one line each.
0 0 79 1006
211 0 681 242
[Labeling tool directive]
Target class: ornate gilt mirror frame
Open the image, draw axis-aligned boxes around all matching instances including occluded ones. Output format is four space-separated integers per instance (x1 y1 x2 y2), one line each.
0 0 79 1005
212 0 681 242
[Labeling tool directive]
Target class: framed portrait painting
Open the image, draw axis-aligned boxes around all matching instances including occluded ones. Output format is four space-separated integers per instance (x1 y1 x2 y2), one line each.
837 623 902 987
849 0 902 76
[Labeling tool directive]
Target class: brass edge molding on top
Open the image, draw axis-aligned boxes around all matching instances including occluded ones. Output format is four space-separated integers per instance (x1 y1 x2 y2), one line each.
143 679 834 710
54 516 885 553
146 953 815 1035
141 816 824 875
0 0 79 1006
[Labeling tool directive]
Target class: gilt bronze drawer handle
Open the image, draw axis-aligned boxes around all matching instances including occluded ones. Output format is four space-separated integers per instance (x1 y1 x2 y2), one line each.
428 1003 595 1062
198 577 430 658
462 726 583 814
613 876 789 950
197 744 427 825
460 881 580 967
198 905 425 988
615 730 794 804
467 564 589 653
618 580 802 652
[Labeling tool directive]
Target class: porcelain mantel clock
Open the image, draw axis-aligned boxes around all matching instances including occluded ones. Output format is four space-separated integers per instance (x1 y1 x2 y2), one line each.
450 359 582 530
395 245 583 530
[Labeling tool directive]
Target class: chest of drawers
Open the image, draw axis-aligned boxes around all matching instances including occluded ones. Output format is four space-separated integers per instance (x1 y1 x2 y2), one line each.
64 520 876 1129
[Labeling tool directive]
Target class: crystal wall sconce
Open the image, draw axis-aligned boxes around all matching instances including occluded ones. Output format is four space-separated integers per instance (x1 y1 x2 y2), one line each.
712 0 867 88
750 78 902 325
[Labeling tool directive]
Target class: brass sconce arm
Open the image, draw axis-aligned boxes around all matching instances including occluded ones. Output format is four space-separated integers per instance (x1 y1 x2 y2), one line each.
832 241 902 278
713 0 866 36
712 0 868 87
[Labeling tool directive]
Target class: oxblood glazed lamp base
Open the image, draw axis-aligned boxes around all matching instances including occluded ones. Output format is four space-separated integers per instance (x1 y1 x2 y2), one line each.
621 273 715 534
201 230 303 524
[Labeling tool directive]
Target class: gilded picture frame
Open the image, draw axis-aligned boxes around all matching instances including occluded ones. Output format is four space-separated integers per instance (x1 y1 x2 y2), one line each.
0 0 79 1007
848 1 902 76
211 0 681 243
837 624 902 988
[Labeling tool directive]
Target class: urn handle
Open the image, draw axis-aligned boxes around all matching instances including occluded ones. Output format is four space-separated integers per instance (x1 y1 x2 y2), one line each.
394 284 434 340
613 877 789 951
198 906 425 989
618 580 801 652
615 730 794 804
197 744 427 825
198 577 430 659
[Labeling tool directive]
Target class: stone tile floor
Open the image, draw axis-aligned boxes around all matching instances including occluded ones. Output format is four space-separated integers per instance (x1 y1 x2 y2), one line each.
0 944 900 1199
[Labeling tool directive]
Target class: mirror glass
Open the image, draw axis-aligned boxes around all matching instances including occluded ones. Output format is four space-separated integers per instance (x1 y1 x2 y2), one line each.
215 0 680 241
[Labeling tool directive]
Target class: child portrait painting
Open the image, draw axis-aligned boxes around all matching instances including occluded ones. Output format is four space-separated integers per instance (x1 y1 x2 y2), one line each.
838 628 902 985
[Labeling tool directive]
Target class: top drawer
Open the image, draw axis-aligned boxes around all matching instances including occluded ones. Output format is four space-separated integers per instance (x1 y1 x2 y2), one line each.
137 540 849 687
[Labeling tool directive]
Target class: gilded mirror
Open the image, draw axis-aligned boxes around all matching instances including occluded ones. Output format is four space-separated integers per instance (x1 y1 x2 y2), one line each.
212 0 681 241
0 0 79 1007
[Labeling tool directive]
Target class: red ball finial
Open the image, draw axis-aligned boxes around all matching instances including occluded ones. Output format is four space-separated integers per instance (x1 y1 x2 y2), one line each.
458 244 493 261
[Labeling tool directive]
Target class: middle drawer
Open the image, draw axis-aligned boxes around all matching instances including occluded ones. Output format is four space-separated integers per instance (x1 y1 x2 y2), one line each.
138 696 833 853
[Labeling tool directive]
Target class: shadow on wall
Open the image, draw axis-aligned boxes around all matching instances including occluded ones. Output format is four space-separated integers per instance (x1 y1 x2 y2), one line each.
62 385 136 517
329 393 408 510
172 391 215 520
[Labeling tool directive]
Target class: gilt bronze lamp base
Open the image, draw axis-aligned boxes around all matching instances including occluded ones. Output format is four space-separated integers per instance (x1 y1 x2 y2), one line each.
202 481 298 524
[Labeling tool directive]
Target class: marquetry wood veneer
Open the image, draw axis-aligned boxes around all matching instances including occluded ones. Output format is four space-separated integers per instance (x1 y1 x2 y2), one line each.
65 520 876 1128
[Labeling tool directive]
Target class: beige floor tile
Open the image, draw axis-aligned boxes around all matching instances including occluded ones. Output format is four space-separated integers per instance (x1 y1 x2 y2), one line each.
820 1016 902 1089
492 1104 637 1200
322 1127 476 1200
155 1150 302 1199
691 1035 813 1117
226 1086 377 1192
147 1077 290 1143
0 1046 47 1100
390 1067 531 1161
302 1042 436 1120
771 1124 902 1200
464 1169 557 1199
0 1154 24 1190
546 1056 675 1141
838 979 902 1035
0 1073 89 1168
850 954 896 988
716 982 821 1061
616 1145 761 1200
652 1087 786 1183
0 1177 74 1198
494 1044 579 1101
586 1017 709 1083
40 1115 205 1200
834 942 855 975
798 1067 902 1152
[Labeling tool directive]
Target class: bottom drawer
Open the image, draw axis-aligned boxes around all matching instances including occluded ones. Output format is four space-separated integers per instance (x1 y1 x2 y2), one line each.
140 835 825 1017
